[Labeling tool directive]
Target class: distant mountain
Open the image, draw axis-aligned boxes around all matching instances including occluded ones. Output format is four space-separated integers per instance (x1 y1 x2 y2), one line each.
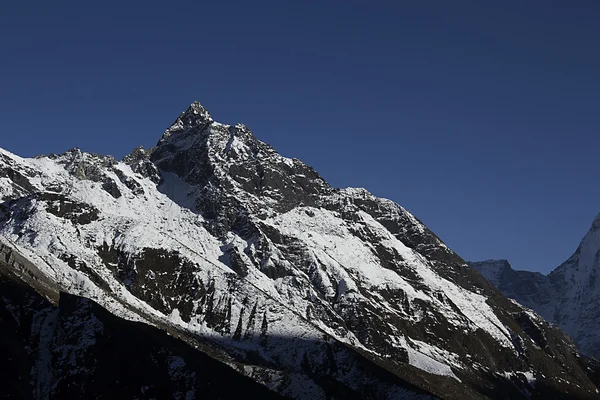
471 215 600 360
1 102 599 399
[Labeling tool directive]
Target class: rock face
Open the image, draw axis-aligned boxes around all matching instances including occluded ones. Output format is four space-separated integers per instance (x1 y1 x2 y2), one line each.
1 101 599 399
471 215 600 361
0 277 284 400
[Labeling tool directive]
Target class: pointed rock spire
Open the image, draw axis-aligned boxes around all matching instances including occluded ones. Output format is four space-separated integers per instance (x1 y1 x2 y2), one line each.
185 101 212 121
160 101 214 142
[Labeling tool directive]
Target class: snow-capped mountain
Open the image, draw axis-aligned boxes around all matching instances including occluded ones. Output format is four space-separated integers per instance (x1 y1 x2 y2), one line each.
471 214 600 361
1 102 599 399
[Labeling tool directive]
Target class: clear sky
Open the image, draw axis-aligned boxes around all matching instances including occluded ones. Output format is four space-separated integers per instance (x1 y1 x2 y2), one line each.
2 1 599 274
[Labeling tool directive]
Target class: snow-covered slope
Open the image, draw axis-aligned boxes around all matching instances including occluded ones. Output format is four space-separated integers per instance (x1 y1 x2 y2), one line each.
1 102 599 399
471 215 600 360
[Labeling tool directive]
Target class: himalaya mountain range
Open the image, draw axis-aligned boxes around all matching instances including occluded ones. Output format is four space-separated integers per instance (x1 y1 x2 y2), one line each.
0 101 599 399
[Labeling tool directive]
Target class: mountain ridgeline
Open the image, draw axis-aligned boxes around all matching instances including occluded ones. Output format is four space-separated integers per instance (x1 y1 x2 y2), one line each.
1 102 599 399
471 214 600 362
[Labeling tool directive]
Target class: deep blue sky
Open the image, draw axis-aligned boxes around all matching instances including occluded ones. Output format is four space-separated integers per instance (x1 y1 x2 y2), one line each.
2 1 599 273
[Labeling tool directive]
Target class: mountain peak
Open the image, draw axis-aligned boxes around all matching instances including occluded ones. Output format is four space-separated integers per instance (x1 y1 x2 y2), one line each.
187 100 211 118
150 102 331 216
160 101 214 142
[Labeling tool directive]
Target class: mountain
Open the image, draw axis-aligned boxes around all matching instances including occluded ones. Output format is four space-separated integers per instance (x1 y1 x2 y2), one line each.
468 260 557 322
471 214 600 361
1 101 599 399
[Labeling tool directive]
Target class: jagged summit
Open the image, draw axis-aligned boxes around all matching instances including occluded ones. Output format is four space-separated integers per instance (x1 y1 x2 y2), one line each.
160 100 214 142
189 99 211 115
150 102 332 221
